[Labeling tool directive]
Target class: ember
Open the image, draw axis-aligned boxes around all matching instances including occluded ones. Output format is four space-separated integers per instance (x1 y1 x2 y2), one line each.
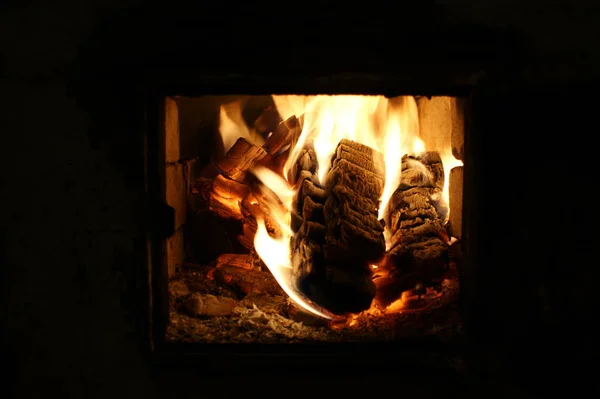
165 95 464 344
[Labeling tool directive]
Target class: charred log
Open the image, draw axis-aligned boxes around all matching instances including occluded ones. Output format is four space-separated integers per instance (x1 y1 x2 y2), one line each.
291 139 386 314
373 151 450 308
208 174 250 219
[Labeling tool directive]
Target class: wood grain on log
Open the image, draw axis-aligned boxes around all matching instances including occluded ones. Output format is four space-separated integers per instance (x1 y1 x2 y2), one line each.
291 139 386 314
263 115 299 155
216 253 254 270
217 137 267 181
207 174 250 219
209 192 244 219
373 151 449 307
212 174 251 200
213 264 284 298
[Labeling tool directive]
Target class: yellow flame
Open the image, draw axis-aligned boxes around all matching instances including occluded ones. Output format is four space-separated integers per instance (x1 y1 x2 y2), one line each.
440 149 463 215
218 95 460 319
250 168 332 320
273 95 420 229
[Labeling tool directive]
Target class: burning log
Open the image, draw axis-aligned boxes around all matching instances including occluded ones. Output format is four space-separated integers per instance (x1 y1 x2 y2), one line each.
373 152 450 308
208 174 250 219
215 253 254 270
291 139 386 314
213 261 285 298
217 137 267 182
263 115 299 155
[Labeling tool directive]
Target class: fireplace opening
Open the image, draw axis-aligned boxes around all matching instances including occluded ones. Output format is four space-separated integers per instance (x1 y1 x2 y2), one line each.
160 94 465 344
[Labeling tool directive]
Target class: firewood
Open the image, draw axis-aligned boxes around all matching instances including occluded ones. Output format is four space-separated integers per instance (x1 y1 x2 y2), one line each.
216 253 254 270
238 222 256 249
209 192 244 220
263 115 299 155
213 265 284 297
373 251 451 308
373 151 450 307
217 137 267 181
291 139 386 314
301 196 325 223
185 293 237 317
212 174 251 200
213 268 255 297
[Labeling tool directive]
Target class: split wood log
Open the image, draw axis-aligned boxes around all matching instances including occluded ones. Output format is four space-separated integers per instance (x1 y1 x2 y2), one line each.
215 253 254 270
217 137 267 182
263 115 299 155
185 293 237 317
373 152 450 308
291 139 386 314
208 174 249 219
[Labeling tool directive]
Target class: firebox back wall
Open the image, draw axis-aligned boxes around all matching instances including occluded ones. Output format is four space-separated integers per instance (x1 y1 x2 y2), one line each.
162 95 465 278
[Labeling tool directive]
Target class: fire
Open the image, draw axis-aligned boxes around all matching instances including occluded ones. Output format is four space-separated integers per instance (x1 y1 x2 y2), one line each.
218 95 458 320
273 95 422 242
440 149 463 211
250 166 333 320
219 101 264 152
386 291 411 313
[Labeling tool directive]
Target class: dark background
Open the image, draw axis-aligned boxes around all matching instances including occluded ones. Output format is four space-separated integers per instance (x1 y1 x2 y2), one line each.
2 1 600 397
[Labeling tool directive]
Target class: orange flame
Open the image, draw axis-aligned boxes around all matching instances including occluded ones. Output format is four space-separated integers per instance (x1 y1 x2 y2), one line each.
218 96 459 319
273 95 422 249
250 166 332 319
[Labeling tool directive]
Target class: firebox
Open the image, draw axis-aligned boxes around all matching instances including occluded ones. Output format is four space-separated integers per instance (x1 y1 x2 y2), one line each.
135 6 516 371
160 94 464 345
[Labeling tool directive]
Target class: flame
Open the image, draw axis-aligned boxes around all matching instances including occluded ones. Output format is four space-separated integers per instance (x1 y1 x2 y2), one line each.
218 101 264 152
251 167 332 320
217 96 460 319
440 150 463 213
386 291 412 313
274 96 420 223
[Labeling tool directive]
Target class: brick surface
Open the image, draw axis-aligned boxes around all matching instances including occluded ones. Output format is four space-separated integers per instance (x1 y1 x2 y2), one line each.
165 97 180 163
449 166 463 239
